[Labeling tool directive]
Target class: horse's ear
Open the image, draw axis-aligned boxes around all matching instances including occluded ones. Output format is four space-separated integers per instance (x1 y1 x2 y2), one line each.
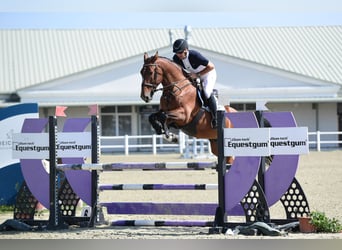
144 52 148 62
150 51 158 62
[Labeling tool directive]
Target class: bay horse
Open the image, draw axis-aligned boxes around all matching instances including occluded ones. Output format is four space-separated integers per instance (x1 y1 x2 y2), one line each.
140 51 236 162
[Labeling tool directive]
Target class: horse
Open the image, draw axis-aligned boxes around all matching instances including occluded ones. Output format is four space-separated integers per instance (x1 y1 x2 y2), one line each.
140 51 236 163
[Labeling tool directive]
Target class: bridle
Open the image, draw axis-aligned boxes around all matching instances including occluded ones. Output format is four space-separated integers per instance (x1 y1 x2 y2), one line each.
141 61 192 96
141 63 161 92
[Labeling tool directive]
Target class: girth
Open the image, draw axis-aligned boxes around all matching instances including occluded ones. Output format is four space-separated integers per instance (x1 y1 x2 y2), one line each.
178 108 205 137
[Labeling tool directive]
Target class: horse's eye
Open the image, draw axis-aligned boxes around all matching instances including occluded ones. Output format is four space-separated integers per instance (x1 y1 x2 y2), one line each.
141 68 152 76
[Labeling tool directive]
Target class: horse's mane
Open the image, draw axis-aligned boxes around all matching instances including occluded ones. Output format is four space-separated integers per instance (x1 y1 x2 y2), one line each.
159 56 185 75
154 55 184 72
144 53 188 78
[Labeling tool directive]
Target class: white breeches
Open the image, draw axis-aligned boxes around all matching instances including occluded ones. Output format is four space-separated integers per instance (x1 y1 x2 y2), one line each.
201 70 217 99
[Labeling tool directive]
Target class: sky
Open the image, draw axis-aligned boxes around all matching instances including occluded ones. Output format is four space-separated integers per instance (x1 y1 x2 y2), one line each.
0 0 342 29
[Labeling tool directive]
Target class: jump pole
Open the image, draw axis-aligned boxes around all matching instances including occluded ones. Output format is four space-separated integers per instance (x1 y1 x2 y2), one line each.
57 162 217 171
98 184 218 191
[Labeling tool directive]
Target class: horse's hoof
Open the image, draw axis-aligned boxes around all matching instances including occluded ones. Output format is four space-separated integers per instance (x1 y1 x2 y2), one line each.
171 137 178 143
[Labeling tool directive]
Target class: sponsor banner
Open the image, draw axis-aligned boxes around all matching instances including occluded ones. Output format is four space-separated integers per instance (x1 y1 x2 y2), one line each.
12 133 49 159
223 127 309 156
270 127 309 155
57 132 92 157
223 128 270 156
12 132 92 159
0 113 39 168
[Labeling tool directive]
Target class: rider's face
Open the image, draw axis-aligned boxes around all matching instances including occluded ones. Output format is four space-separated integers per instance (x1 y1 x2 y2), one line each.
176 49 188 59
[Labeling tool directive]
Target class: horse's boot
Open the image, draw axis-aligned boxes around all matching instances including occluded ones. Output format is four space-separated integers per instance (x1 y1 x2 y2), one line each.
207 94 218 129
149 113 163 134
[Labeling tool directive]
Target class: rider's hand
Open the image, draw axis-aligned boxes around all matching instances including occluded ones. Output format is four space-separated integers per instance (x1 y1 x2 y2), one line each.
190 72 197 78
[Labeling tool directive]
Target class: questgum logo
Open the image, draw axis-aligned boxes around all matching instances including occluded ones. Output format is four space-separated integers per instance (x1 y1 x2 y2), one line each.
225 138 269 149
57 144 92 151
270 137 307 148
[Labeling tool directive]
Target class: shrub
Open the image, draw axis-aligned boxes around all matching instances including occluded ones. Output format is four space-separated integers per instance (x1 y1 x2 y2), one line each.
310 211 342 233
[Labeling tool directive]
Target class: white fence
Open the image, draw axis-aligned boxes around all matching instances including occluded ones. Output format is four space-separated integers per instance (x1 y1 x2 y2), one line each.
99 131 342 157
308 131 342 151
100 132 213 158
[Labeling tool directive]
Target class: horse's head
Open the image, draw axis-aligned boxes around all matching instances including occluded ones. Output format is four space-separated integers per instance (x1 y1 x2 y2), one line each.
140 51 163 103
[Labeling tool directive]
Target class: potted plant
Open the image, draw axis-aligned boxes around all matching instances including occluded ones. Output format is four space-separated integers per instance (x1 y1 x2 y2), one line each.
299 211 342 233
298 215 317 233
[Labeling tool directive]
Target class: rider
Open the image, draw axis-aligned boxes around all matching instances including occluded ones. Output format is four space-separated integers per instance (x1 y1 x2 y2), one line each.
172 38 218 128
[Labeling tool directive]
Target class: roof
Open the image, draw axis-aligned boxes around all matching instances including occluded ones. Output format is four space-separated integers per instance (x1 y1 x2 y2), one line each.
195 26 342 85
1 26 341 94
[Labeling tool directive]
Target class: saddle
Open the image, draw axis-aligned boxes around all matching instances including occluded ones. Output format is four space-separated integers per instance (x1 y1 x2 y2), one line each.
181 68 208 109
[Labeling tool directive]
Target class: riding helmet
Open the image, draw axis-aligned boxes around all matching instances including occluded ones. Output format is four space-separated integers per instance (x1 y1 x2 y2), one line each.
173 39 188 53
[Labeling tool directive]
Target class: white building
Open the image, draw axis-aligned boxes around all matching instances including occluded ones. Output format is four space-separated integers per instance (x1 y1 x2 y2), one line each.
1 26 341 149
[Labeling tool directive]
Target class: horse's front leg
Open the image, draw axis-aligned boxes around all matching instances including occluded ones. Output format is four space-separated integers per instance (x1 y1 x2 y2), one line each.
148 111 181 143
148 111 170 137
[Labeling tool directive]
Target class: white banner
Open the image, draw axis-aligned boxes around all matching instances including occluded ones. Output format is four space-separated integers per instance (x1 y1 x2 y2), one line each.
57 132 92 157
0 113 39 168
223 128 270 156
270 127 309 155
12 133 49 159
223 127 309 156
12 132 92 159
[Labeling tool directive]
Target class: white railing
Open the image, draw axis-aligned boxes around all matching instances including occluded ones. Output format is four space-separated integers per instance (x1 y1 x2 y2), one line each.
308 131 342 151
100 132 213 158
99 131 342 156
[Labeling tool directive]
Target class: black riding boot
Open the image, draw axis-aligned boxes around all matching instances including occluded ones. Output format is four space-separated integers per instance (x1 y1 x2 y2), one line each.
207 94 218 128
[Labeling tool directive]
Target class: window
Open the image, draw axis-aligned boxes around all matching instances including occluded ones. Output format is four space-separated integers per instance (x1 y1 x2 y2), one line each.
230 103 256 111
101 106 132 136
101 115 116 136
138 105 159 135
118 115 131 136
